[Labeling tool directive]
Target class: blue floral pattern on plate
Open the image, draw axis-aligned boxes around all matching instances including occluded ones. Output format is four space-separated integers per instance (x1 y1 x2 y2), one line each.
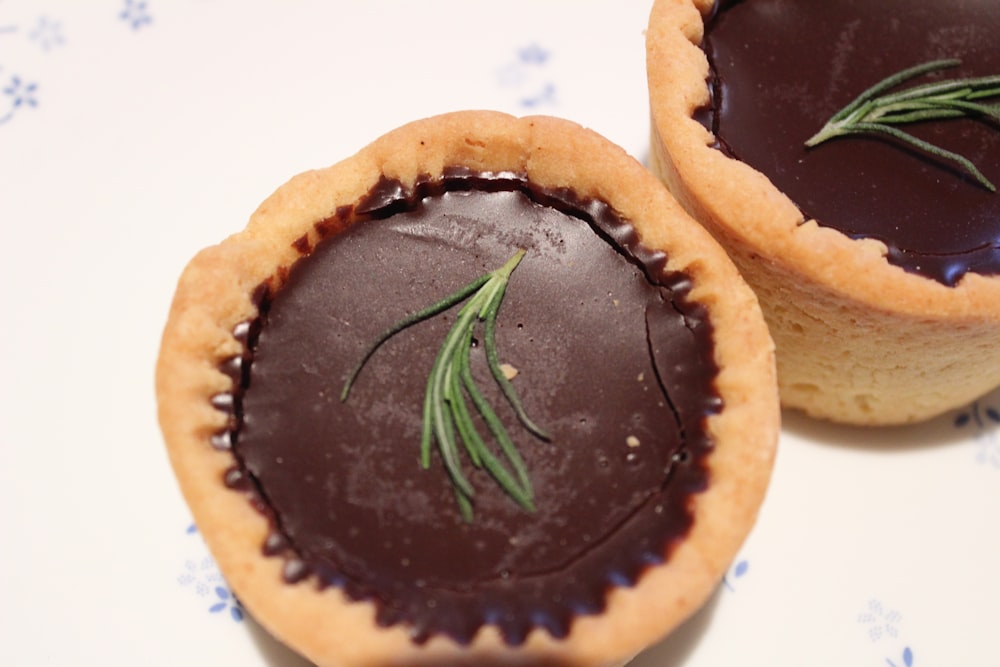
496 43 558 109
0 72 37 125
119 0 153 31
954 399 1000 468
0 1 153 128
181 524 244 623
722 557 749 592
28 15 63 51
859 599 914 667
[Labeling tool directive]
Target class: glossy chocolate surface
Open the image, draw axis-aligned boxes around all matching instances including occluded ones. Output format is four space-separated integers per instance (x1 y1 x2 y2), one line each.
217 171 721 645
704 0 1000 285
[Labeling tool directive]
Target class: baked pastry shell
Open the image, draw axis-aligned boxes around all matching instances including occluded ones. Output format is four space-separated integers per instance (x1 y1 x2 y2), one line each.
156 110 779 666
646 0 1000 425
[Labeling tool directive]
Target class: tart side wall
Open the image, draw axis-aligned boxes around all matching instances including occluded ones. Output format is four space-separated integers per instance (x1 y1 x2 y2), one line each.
646 0 1000 425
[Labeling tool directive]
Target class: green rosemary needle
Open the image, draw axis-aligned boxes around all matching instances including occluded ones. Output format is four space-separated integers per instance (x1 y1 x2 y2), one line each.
341 248 549 521
805 58 1000 192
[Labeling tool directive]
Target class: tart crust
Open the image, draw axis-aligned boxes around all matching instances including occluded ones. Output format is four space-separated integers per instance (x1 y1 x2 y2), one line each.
646 0 1000 425
156 111 778 666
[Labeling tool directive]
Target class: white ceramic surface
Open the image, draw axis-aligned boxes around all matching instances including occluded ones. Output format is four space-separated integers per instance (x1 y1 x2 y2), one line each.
1 2 997 665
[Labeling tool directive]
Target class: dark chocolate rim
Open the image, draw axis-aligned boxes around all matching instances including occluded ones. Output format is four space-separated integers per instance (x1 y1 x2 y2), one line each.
212 168 722 646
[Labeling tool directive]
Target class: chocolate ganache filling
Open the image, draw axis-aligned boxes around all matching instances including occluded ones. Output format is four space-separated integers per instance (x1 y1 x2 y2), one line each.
215 170 720 645
702 0 1000 286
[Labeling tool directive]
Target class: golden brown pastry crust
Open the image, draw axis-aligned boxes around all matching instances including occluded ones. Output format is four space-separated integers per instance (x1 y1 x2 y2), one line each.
156 110 779 666
646 0 1000 425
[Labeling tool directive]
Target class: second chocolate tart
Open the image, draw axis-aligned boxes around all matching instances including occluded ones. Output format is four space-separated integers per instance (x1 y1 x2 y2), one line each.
647 0 1000 425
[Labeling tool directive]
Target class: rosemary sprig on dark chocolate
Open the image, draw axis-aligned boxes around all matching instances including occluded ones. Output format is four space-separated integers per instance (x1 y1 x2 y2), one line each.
342 249 549 521
805 58 1000 192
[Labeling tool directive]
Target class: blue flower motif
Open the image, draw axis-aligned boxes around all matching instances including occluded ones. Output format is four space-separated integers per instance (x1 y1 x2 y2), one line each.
955 400 1000 467
722 558 749 591
29 16 65 51
496 44 558 110
520 82 557 109
518 44 550 66
954 400 1000 431
178 555 222 597
887 646 914 667
180 523 244 623
0 75 39 125
858 599 901 642
208 585 245 622
119 0 153 30
859 599 914 666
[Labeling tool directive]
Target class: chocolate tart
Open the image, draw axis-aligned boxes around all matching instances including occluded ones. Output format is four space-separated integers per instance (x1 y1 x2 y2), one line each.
646 0 1000 425
155 111 778 666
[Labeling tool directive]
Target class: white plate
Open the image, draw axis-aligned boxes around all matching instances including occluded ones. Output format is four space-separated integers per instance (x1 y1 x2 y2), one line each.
1 1 997 665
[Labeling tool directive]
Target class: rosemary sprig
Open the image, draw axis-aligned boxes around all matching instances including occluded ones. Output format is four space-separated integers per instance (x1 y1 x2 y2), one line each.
341 249 549 521
805 58 1000 192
